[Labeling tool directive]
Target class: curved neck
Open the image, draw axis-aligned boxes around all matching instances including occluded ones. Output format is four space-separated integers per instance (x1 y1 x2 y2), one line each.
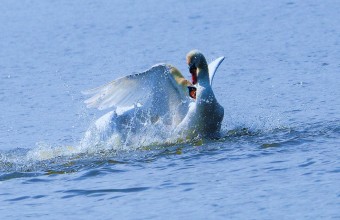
197 68 210 87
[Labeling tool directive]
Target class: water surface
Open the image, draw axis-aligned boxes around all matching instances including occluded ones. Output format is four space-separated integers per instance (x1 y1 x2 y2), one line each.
0 0 339 219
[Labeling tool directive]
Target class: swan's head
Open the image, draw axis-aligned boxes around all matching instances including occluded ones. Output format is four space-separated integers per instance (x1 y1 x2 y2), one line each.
186 50 208 85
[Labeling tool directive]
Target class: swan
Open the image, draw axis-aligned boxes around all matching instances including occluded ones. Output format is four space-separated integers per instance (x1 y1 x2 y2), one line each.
175 50 224 138
82 50 224 144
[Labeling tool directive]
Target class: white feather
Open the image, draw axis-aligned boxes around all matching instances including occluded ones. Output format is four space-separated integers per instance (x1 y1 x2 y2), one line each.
83 64 191 126
208 56 225 86
83 54 225 140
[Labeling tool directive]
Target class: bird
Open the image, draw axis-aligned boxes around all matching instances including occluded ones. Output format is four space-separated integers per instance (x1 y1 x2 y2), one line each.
82 50 224 145
175 50 224 138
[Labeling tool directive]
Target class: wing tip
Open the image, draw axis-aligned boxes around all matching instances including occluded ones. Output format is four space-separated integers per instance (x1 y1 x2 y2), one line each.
217 56 225 63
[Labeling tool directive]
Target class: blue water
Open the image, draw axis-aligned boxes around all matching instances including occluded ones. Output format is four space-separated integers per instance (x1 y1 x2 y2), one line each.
1 0 339 219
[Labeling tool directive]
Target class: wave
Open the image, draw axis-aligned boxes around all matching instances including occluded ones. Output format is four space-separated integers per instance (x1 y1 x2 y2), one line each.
1 115 338 180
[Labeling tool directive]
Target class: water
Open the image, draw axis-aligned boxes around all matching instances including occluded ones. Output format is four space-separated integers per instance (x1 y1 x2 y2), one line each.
0 0 339 219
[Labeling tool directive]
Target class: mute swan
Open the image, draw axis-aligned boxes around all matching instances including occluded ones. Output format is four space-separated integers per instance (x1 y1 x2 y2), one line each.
83 50 224 144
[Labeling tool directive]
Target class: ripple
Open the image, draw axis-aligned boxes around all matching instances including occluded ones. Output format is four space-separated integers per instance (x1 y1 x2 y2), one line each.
329 168 340 173
73 167 126 181
23 177 53 184
4 194 47 202
59 187 150 198
5 196 31 202
0 172 41 181
76 169 104 179
298 159 316 168
178 182 196 186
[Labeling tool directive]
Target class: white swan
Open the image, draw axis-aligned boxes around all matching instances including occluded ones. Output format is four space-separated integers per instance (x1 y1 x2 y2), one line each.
175 50 224 138
82 50 224 144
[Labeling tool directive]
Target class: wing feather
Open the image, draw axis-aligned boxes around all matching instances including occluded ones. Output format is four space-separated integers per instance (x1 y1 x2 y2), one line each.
83 64 189 111
208 56 225 86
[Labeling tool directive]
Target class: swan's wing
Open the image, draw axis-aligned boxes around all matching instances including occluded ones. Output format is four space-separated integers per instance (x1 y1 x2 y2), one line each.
208 56 225 86
83 64 191 111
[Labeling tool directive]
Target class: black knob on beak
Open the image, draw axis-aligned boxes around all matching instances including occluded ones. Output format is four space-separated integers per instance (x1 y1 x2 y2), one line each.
188 64 197 74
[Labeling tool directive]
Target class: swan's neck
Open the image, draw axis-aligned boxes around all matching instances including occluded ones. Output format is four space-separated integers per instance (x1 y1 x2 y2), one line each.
197 68 210 87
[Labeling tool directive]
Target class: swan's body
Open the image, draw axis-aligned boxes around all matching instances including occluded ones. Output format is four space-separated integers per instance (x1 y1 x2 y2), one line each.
83 50 224 144
175 50 224 138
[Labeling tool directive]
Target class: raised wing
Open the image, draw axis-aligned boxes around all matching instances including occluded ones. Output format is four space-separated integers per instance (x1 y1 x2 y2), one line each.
83 64 191 112
208 56 225 86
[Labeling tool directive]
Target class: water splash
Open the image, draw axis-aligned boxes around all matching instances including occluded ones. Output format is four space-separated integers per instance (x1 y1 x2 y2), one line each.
3 105 327 178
